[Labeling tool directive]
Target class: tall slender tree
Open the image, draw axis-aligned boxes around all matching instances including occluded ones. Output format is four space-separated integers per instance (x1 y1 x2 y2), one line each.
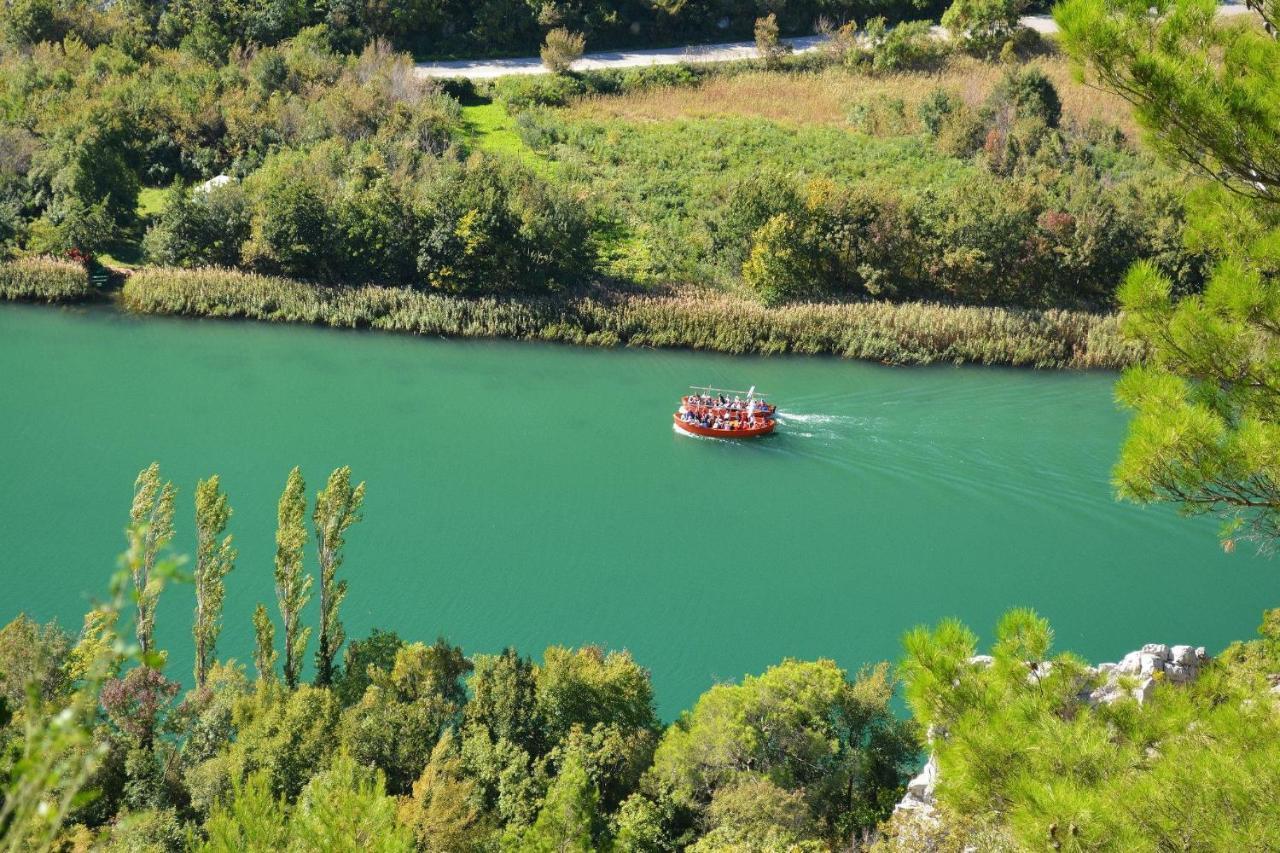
274 467 311 688
193 476 236 688
252 603 277 683
312 467 365 687
129 463 176 655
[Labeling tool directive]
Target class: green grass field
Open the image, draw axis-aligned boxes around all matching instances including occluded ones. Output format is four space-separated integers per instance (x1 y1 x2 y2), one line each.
98 187 169 268
460 100 553 175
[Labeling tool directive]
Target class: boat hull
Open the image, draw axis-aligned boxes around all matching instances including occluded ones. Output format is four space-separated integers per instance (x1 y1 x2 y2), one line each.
673 413 776 439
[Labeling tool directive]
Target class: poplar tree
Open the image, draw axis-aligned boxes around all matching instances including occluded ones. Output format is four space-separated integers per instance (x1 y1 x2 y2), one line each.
129 463 175 655
252 603 277 683
1057 0 1280 549
312 467 365 687
193 476 236 687
275 467 312 688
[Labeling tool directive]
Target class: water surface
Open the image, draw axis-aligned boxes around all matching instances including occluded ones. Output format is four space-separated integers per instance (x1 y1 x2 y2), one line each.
1 304 1273 715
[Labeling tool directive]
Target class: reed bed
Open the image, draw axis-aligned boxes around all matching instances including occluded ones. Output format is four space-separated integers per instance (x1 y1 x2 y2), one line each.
121 267 1141 369
0 257 95 303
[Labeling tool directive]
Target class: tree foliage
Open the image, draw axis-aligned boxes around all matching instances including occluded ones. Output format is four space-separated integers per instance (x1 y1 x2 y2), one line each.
312 466 365 687
895 609 1280 850
194 475 235 688
274 468 311 688
1057 0 1280 549
128 463 176 657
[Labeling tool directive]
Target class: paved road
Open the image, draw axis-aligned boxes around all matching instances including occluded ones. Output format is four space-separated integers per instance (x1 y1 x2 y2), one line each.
414 4 1253 80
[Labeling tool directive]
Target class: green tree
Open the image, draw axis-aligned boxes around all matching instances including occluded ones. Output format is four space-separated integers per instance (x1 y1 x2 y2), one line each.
341 640 471 793
398 731 487 852
194 475 236 688
466 647 543 755
253 603 278 683
0 616 70 710
129 463 176 656
941 0 1028 56
535 646 659 745
334 628 403 707
648 659 917 841
312 466 365 688
741 212 815 305
1056 0 1280 549
228 683 342 801
201 771 290 852
688 775 824 852
514 752 599 852
290 752 413 852
275 467 311 688
144 183 251 269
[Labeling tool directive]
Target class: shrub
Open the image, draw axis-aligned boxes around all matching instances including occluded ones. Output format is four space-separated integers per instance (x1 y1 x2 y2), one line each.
0 256 93 302
918 88 962 136
754 14 791 69
991 66 1062 128
541 28 586 74
872 20 949 73
491 73 588 108
941 0 1029 57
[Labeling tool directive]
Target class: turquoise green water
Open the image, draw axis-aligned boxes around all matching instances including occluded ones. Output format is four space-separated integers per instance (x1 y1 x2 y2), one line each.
1 303 1275 715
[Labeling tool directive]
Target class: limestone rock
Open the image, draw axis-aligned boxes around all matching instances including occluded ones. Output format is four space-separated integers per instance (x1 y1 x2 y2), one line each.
1139 652 1166 676
1142 643 1171 659
1117 651 1143 675
1170 645 1196 665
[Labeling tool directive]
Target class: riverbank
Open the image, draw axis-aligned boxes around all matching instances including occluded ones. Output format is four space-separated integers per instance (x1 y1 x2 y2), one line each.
0 260 1140 368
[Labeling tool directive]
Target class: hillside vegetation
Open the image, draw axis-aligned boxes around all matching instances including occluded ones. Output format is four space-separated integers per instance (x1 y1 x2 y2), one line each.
0 4 1218 329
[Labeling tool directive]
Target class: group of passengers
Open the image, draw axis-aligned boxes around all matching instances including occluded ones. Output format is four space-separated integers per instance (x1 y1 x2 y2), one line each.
679 405 766 432
686 393 771 413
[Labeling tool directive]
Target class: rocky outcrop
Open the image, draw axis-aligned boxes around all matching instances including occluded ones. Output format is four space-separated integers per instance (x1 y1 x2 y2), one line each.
891 642 1212 828
1086 643 1209 707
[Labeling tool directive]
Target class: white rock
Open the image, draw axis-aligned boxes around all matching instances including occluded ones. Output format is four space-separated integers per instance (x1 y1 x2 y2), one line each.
967 655 994 668
906 754 937 800
1195 646 1208 661
1133 677 1157 704
1118 651 1144 674
1142 643 1171 660
1096 662 1117 675
1165 662 1197 683
1170 645 1196 665
1139 653 1166 676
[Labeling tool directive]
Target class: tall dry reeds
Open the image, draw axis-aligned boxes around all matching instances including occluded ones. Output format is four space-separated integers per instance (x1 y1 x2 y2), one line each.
571 55 1140 139
120 267 1141 369
0 257 95 303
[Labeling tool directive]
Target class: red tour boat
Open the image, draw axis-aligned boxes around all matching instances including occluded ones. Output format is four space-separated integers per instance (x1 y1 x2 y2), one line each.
674 386 776 439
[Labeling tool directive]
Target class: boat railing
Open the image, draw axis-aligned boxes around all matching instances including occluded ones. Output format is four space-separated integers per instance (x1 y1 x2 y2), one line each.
687 387 769 399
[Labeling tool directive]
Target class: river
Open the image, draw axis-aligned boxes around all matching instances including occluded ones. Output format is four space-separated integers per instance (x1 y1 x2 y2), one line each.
1 303 1273 716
